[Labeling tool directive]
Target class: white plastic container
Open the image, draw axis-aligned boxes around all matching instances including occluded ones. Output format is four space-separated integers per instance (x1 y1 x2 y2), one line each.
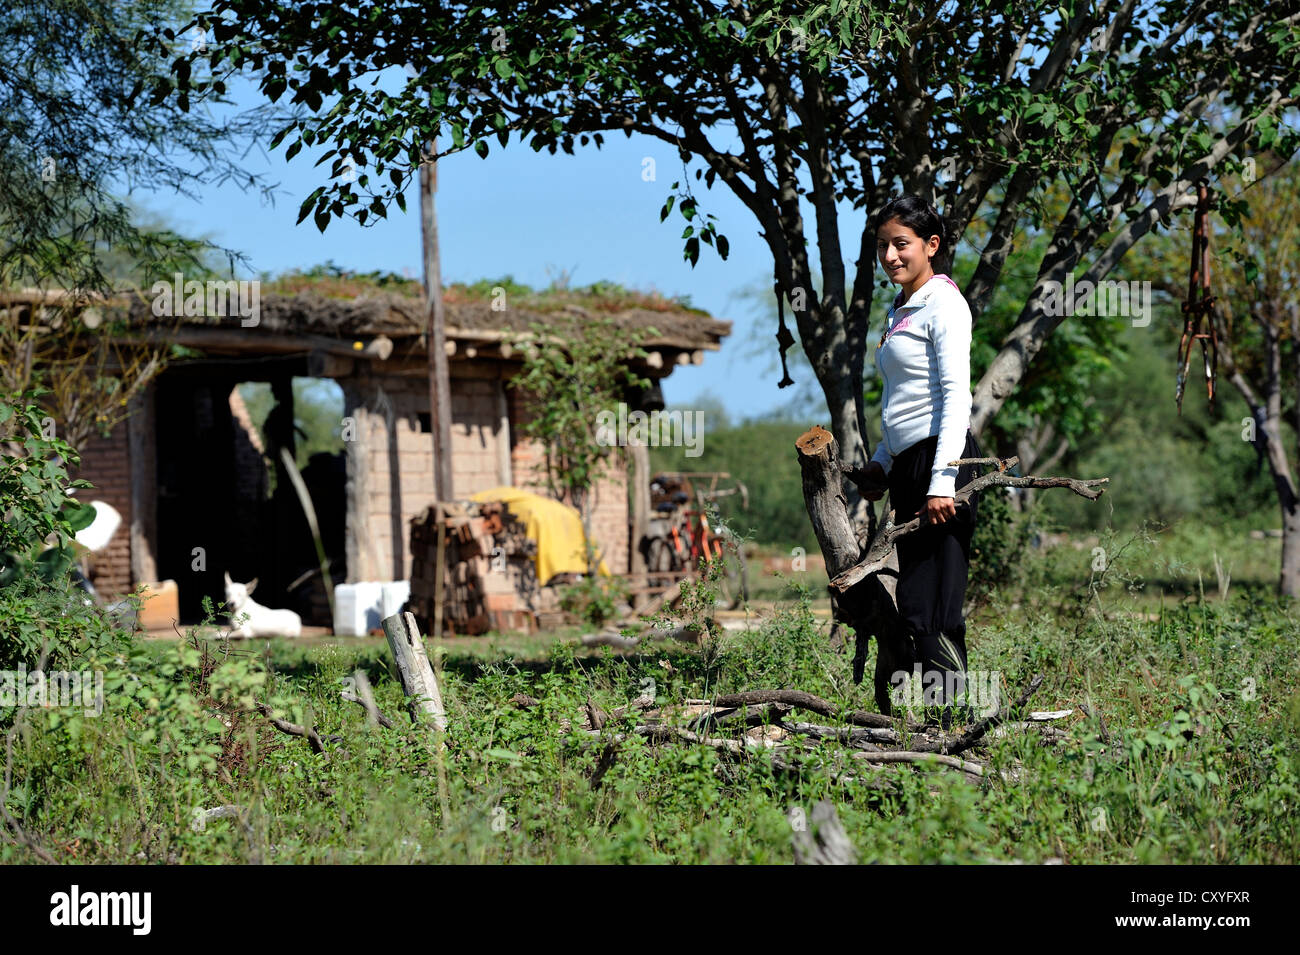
333 582 384 636
381 581 410 620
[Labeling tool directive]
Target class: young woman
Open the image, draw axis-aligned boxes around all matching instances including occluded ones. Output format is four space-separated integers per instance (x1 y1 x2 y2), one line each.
860 195 982 729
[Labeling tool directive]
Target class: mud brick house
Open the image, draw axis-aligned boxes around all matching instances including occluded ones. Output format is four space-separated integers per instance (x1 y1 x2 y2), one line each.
3 284 729 625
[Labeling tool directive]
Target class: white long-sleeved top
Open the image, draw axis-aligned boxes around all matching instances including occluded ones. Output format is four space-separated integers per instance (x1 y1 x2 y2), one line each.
869 273 973 498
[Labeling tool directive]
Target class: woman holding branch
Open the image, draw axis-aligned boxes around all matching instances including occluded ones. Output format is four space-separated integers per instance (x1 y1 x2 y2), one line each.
859 195 982 729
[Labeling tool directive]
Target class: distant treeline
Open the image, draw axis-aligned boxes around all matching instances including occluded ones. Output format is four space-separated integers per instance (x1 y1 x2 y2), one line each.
649 325 1282 549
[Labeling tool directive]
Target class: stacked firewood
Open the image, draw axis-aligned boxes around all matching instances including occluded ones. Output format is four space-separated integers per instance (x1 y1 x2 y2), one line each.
408 500 545 635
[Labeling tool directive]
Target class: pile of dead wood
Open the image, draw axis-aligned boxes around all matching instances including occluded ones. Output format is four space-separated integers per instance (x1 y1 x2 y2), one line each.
408 500 546 635
264 615 1077 797
529 673 1072 793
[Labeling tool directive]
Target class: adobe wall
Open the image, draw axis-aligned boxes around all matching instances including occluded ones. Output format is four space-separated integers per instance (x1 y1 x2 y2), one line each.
506 383 628 574
72 364 633 597
71 427 134 597
344 366 630 582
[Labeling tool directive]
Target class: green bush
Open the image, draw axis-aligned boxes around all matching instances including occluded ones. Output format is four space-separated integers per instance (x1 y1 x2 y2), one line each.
558 574 630 628
968 484 1026 609
0 393 96 588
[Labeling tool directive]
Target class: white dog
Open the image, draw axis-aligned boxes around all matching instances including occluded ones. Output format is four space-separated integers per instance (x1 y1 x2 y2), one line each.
223 572 302 639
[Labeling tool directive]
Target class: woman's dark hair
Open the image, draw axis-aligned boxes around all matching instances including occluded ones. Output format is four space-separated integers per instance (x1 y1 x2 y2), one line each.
872 195 950 274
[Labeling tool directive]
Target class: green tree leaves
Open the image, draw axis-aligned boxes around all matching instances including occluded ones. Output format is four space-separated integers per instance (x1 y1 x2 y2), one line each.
0 394 93 587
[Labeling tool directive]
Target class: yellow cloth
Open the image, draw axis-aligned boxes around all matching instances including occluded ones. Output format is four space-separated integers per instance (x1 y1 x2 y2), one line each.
469 487 610 585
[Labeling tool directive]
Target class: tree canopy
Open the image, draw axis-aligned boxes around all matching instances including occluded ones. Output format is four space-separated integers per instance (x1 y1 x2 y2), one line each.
0 0 288 295
168 0 1299 474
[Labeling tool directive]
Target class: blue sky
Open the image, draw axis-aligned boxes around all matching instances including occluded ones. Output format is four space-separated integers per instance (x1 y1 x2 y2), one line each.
130 78 884 423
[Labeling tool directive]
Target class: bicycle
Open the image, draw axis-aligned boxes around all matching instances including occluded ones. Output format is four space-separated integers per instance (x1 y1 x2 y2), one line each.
644 472 749 610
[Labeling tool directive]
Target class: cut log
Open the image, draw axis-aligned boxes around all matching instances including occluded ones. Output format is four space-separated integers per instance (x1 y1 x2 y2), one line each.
830 462 1108 594
796 427 910 709
794 426 859 577
382 611 448 736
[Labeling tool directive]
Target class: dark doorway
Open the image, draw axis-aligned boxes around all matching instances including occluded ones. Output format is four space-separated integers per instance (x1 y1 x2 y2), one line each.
154 374 242 622
152 367 347 626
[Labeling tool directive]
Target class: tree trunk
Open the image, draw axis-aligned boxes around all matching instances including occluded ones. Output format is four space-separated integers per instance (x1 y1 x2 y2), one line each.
1217 309 1300 599
795 426 910 714
1281 500 1300 599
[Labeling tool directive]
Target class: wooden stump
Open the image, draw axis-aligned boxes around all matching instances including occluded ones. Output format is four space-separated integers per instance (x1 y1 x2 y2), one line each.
794 426 859 578
382 610 448 736
796 426 910 712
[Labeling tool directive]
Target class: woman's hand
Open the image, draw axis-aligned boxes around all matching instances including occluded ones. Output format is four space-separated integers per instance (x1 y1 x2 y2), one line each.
920 495 957 524
861 461 888 501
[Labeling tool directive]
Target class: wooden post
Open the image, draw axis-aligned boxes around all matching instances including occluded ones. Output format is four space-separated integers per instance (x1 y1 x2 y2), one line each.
382 610 448 735
419 135 455 502
433 504 447 642
495 377 512 488
629 442 650 587
343 388 373 582
127 384 158 586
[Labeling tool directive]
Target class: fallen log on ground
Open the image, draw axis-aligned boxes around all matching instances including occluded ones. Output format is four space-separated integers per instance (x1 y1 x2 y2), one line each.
579 623 705 649
688 701 794 733
855 749 996 778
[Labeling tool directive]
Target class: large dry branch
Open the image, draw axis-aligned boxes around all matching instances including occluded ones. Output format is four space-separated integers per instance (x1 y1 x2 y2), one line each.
710 689 896 728
942 674 1045 757
256 702 328 754
579 623 703 650
855 749 995 778
829 454 1108 594
340 690 397 729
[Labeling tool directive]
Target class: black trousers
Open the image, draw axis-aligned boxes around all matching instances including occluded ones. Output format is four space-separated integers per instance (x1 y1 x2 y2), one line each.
883 429 982 716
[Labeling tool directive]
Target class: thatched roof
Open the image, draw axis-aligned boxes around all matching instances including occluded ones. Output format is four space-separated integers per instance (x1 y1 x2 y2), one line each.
2 283 731 352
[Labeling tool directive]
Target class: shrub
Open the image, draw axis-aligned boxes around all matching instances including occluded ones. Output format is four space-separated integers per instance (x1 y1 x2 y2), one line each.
0 393 96 588
558 574 629 628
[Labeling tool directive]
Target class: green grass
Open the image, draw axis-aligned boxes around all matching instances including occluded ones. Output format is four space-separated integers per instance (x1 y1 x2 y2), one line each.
2 518 1297 864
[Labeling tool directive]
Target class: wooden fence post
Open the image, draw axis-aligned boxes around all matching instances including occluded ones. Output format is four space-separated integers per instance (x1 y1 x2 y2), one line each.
382 610 448 736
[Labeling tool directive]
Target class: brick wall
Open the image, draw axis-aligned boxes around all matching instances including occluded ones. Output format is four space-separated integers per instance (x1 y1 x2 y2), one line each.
507 384 629 574
345 369 630 581
73 426 134 597
587 452 629 574
344 372 513 580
